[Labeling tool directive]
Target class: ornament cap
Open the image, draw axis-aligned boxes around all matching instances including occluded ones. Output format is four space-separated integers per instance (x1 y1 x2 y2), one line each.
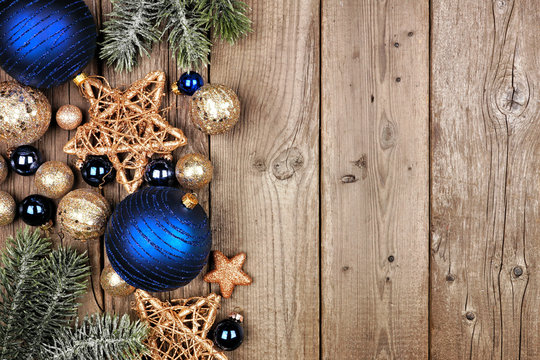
171 82 181 95
182 193 198 209
229 312 244 323
73 73 88 87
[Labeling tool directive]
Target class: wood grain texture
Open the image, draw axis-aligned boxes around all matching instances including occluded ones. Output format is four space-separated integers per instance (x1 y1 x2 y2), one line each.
431 0 540 359
209 0 320 358
321 0 429 359
0 0 539 358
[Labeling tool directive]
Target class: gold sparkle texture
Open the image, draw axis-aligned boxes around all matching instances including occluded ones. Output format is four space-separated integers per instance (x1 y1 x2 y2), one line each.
0 82 51 146
190 84 240 135
175 153 213 190
56 105 82 130
0 155 8 184
204 251 252 299
57 189 111 240
0 191 15 226
34 161 74 199
100 264 135 297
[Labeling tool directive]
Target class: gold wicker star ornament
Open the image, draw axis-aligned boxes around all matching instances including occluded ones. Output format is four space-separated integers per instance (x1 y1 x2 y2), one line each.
64 71 187 193
134 290 227 360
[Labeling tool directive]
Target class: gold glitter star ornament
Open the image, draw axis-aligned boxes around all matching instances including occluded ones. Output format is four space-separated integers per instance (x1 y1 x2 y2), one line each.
204 251 252 298
134 290 227 360
64 71 187 193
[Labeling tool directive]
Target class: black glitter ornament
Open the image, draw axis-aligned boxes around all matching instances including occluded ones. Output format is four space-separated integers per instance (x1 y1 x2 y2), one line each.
80 155 116 187
18 194 54 226
211 313 244 351
9 145 43 176
144 158 176 187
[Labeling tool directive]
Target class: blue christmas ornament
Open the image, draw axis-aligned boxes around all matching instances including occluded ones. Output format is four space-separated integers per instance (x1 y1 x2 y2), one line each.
0 0 97 88
172 72 204 96
105 187 212 292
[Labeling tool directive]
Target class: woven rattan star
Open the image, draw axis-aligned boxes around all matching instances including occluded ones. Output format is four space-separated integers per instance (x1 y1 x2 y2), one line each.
134 290 227 360
204 251 252 298
64 71 187 193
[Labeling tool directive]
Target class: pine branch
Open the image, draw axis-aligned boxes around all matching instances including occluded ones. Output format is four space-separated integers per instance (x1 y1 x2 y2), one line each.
42 314 148 360
196 0 252 43
0 229 51 360
159 0 212 70
100 0 165 72
24 248 90 360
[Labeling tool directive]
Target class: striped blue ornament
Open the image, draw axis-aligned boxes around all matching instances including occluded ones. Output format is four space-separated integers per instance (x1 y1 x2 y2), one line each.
0 0 97 88
105 187 212 292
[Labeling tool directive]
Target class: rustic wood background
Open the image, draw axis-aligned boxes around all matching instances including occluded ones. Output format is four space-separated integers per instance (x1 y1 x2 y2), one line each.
0 0 539 359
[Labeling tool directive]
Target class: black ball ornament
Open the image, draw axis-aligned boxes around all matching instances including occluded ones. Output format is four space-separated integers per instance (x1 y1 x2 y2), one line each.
144 158 176 187
9 145 43 176
211 313 245 351
105 187 212 292
18 194 54 226
80 156 116 187
0 0 97 88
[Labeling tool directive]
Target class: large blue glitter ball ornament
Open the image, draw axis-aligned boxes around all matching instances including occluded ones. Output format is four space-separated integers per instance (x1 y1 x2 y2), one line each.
105 187 212 292
0 0 97 88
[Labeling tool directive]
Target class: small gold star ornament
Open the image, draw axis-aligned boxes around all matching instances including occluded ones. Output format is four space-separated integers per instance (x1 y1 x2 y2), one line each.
204 251 252 299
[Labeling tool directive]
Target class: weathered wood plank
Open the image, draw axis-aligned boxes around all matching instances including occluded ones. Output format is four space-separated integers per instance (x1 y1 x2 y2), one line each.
430 0 540 358
321 0 429 358
209 0 320 358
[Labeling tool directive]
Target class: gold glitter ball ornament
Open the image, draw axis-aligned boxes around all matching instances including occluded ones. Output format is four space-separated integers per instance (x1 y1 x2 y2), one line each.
0 82 51 146
100 264 135 297
57 189 111 240
56 105 82 130
190 84 240 135
0 191 16 226
0 155 8 184
35 161 74 199
175 153 213 190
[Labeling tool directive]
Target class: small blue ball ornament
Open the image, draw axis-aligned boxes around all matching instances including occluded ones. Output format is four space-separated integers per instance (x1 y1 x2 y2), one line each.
18 194 54 226
172 72 204 96
80 155 116 187
9 145 43 176
0 0 97 88
105 187 212 292
144 158 176 187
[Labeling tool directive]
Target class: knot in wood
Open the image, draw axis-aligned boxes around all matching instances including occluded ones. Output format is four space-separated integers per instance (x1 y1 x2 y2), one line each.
465 311 475 321
272 147 304 180
493 67 529 118
340 175 357 183
252 158 266 172
380 121 397 150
